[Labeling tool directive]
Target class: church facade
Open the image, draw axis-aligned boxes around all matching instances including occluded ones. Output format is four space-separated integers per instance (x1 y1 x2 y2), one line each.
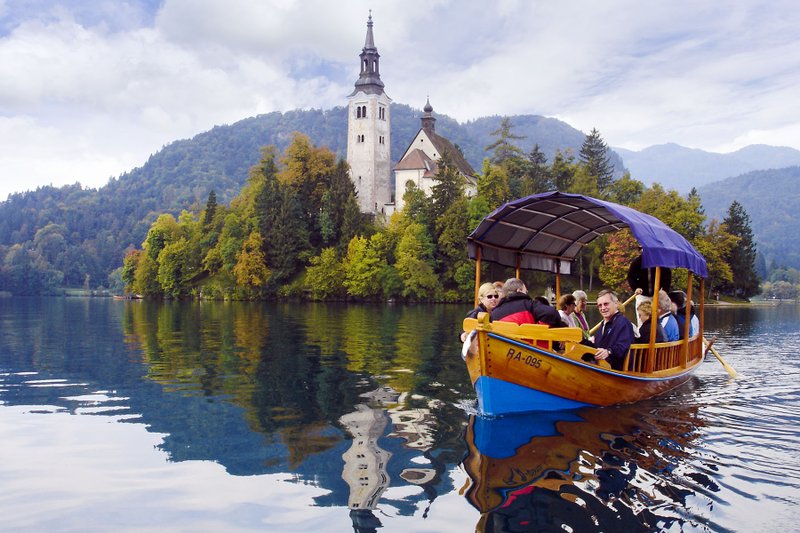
346 14 392 215
346 15 477 216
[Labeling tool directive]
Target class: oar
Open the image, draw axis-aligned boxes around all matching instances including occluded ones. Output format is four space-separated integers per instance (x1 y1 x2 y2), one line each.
589 293 638 335
703 336 737 378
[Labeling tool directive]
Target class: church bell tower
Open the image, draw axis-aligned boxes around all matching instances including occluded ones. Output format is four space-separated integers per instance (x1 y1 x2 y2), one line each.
346 13 392 215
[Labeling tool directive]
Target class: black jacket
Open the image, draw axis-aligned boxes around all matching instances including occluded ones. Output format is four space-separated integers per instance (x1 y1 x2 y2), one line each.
627 254 671 296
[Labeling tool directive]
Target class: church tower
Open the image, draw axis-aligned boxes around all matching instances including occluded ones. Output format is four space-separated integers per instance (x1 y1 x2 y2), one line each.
346 13 392 215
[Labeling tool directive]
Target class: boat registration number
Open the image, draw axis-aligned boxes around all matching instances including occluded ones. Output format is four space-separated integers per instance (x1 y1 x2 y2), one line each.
506 348 542 368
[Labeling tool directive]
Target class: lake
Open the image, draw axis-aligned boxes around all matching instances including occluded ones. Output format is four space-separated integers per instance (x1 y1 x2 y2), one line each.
1 298 799 532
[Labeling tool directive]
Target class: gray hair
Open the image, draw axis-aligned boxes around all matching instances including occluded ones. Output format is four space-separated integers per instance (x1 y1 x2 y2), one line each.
572 290 588 303
597 289 619 303
503 278 526 294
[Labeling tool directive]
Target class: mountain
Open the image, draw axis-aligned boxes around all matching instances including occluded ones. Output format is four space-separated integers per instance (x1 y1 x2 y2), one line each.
696 166 800 269
615 143 800 192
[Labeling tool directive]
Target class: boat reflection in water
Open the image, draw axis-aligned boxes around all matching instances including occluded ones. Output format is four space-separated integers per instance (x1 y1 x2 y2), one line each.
340 386 440 533
461 398 715 532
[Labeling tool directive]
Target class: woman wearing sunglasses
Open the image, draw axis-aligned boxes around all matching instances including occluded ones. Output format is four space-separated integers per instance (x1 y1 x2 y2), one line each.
460 282 501 341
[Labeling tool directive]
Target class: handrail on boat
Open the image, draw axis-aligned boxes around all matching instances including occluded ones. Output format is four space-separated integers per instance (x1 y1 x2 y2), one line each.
463 313 703 375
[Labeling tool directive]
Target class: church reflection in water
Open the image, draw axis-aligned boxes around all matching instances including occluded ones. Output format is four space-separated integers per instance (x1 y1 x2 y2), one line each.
339 386 440 532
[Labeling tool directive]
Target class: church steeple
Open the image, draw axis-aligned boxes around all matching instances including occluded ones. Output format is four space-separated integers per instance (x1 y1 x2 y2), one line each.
421 97 436 133
350 12 385 96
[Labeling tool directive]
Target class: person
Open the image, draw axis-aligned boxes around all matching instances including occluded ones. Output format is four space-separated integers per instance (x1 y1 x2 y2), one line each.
634 300 666 342
584 289 635 370
657 290 680 341
460 282 500 342
668 290 699 338
557 294 579 328
572 290 591 340
627 247 672 327
491 278 562 327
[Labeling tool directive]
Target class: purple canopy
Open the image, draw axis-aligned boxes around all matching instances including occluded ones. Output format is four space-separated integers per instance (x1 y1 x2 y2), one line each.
467 191 708 278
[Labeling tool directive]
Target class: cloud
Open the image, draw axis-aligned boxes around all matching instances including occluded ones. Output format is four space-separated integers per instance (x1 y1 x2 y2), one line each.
1 0 799 200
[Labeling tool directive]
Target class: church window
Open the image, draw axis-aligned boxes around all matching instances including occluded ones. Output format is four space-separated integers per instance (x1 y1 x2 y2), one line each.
361 105 367 117
378 106 385 120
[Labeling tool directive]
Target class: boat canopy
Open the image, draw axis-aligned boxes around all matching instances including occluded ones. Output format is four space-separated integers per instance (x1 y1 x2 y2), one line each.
467 191 708 278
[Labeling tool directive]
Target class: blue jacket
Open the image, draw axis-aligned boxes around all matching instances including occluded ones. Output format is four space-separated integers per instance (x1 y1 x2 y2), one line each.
593 311 635 370
660 313 680 341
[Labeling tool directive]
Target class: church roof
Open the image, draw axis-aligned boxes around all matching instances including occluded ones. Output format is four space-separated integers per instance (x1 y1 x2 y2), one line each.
425 129 477 178
394 149 437 177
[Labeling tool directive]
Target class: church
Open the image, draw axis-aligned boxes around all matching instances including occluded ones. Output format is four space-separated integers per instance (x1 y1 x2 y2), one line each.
346 14 477 216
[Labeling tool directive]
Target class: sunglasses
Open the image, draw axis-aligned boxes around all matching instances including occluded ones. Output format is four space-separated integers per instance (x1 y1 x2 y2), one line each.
485 294 499 299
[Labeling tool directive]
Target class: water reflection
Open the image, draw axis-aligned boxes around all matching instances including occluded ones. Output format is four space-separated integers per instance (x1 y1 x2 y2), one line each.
461 395 713 532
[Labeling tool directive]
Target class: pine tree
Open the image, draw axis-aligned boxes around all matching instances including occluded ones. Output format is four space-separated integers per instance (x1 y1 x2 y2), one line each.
579 128 614 194
723 201 760 298
484 117 526 164
521 144 552 195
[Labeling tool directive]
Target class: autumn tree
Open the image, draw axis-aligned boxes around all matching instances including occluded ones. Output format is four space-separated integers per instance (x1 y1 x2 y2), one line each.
306 247 345 300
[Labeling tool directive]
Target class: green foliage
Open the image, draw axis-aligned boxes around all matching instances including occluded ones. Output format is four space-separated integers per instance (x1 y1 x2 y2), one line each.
343 235 384 298
306 247 345 300
484 117 526 165
722 201 760 298
599 231 639 293
395 222 438 300
579 128 614 194
478 159 510 210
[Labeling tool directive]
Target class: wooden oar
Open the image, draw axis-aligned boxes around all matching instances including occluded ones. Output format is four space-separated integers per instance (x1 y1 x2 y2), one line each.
589 293 638 335
703 336 737 378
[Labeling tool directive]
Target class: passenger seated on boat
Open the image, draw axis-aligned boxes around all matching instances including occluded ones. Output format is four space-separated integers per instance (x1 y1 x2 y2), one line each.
668 290 699 338
582 289 635 370
557 294 579 328
634 300 666 343
572 290 591 340
490 278 563 328
627 247 672 328
657 290 680 341
460 282 501 342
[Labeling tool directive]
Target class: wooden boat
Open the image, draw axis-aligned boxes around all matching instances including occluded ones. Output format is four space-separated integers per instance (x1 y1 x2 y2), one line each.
462 191 710 415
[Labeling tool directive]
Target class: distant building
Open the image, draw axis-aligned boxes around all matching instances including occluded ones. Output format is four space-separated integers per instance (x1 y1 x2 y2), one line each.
393 98 478 212
346 13 392 215
346 15 477 216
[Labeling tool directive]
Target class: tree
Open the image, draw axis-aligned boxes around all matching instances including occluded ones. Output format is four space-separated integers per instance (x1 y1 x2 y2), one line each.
550 150 576 191
343 235 384 298
233 231 271 295
306 247 345 300
579 128 615 194
521 144 552 195
599 230 639 293
477 159 510 210
484 117 526 165
395 222 438 299
695 219 739 298
429 152 464 229
202 190 218 227
722 201 760 298
157 237 192 298
435 195 471 297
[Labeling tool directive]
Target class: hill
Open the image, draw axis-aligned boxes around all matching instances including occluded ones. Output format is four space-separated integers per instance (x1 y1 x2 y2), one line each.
0 105 619 292
696 166 800 269
615 143 800 192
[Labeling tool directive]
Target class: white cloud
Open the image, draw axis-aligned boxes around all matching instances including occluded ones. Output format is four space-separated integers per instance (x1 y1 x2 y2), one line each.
1 0 799 199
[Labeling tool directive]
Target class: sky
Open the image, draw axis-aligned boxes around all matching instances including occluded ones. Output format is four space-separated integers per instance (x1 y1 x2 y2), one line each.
1 0 799 201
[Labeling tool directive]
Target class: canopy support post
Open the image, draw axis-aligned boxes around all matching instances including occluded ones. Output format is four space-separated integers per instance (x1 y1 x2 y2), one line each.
645 267 662 373
555 260 561 302
515 255 521 279
699 277 705 352
474 246 482 308
681 272 693 366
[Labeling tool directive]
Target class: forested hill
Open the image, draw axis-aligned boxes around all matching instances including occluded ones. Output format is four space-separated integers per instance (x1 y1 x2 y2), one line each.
697 166 800 269
0 104 620 292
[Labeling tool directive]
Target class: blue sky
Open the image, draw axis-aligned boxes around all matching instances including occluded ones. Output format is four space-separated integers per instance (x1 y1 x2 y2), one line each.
1 0 798 200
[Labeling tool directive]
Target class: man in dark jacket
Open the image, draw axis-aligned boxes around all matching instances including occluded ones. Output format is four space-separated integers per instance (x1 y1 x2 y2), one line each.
490 278 562 327
588 289 635 370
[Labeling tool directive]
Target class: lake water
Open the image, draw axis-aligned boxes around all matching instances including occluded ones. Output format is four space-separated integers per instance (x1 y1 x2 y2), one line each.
1 298 798 532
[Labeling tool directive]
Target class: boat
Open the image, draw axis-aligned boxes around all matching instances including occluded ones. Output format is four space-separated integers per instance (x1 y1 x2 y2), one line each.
462 191 711 415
